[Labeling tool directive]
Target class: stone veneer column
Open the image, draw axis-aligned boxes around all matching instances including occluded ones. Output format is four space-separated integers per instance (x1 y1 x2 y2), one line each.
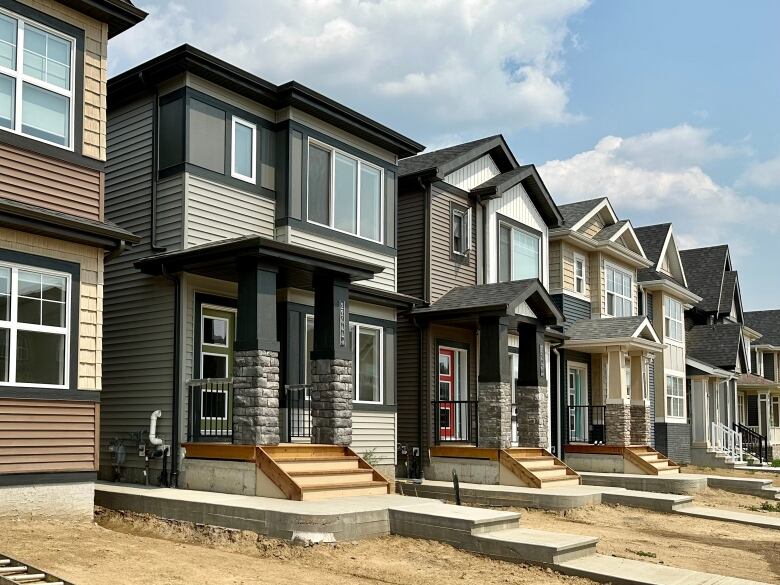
605 404 632 445
629 354 652 445
605 349 631 446
515 322 549 448
477 316 511 448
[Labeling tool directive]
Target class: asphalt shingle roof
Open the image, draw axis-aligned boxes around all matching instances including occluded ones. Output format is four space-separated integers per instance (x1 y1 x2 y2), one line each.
636 268 685 288
557 198 606 227
686 323 743 370
593 220 628 241
398 135 501 177
472 165 534 190
566 316 649 341
737 373 779 387
718 271 738 315
679 246 729 314
412 279 540 314
745 310 780 346
634 224 671 265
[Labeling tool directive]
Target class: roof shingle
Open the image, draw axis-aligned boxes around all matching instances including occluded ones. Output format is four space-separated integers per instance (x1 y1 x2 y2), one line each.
634 224 671 265
679 245 729 314
557 198 606 227
745 310 780 347
398 135 501 177
686 323 743 370
566 316 650 341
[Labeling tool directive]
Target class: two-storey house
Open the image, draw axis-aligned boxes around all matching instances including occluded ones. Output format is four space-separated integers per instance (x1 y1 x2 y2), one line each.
102 45 424 500
395 136 587 489
0 0 144 519
634 224 702 464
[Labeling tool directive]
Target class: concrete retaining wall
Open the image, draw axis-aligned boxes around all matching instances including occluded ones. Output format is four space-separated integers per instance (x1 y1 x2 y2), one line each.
425 457 499 484
564 453 625 473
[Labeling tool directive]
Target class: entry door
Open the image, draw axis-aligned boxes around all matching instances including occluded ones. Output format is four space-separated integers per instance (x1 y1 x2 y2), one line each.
438 348 456 439
199 306 236 434
567 365 586 442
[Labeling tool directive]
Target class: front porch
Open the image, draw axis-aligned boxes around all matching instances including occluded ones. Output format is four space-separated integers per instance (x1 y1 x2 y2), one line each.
737 374 780 462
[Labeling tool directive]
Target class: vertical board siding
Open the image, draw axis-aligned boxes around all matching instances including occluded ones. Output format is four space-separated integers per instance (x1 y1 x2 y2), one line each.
186 175 275 247
103 99 179 478
443 154 499 191
0 399 98 473
0 143 101 220
352 410 396 465
429 187 477 303
397 191 425 299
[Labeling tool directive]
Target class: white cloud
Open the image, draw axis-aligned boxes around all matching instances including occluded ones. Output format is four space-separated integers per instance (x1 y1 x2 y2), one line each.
538 125 779 252
109 0 589 141
737 154 780 189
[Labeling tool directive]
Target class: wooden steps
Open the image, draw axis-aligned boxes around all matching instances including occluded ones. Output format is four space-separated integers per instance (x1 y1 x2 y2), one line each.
500 448 581 488
0 554 70 585
625 446 681 475
257 444 392 501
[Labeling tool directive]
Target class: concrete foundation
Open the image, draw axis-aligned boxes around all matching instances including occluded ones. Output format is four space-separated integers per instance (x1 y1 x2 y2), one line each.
564 452 626 474
425 457 499 485
180 458 285 499
0 481 94 521
579 472 708 494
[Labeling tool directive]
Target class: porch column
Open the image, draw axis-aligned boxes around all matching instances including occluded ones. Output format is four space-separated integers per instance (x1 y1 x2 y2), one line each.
233 259 281 445
605 349 631 445
514 322 549 448
310 272 353 446
629 352 652 445
477 316 511 448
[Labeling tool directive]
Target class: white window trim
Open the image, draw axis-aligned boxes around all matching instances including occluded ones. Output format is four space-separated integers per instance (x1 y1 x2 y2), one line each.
201 314 230 348
664 296 684 342
499 221 542 282
604 262 633 317
666 374 686 420
230 115 257 184
573 252 586 295
306 137 385 244
452 206 471 256
200 351 229 380
0 262 71 389
0 6 76 151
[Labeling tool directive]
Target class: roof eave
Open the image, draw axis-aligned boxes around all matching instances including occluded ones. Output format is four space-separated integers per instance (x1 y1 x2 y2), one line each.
637 279 702 304
58 0 147 38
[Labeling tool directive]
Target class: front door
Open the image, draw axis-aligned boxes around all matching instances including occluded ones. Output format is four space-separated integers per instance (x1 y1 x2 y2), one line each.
567 364 587 442
438 348 457 440
198 306 236 437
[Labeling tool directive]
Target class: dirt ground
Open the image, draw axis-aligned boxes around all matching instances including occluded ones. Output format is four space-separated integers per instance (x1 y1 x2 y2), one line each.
694 487 780 516
520 503 780 584
0 508 595 585
682 464 780 486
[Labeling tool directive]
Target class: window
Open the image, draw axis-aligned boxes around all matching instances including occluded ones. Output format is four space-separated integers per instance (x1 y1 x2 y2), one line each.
498 223 541 282
625 356 632 398
666 375 685 418
452 206 471 255
307 140 384 243
606 264 633 317
0 263 69 387
772 396 780 428
664 297 683 342
231 116 256 183
199 307 234 379
574 253 586 294
0 10 74 148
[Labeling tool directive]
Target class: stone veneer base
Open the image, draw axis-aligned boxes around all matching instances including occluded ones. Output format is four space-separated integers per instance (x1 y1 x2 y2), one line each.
311 358 353 445
605 403 631 446
477 381 511 448
630 404 652 445
233 349 281 445
515 386 550 448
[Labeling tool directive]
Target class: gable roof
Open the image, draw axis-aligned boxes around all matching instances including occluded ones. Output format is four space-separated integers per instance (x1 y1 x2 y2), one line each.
679 245 730 314
719 271 738 315
745 310 780 347
686 322 745 371
565 316 661 344
398 135 516 178
557 198 608 227
634 224 671 265
593 219 627 241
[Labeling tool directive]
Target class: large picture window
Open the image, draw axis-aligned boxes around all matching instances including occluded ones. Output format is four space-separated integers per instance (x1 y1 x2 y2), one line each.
0 9 74 148
307 140 384 243
664 297 683 342
666 375 685 418
498 222 540 282
606 264 633 317
0 263 70 387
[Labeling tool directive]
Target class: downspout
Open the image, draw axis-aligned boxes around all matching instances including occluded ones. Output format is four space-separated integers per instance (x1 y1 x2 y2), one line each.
161 264 181 487
105 240 126 263
140 72 166 253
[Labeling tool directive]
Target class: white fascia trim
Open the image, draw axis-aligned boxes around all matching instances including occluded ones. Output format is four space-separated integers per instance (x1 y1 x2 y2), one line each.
569 198 617 232
754 344 780 351
564 337 666 352
551 230 652 268
685 356 736 379
638 279 702 305
742 325 763 342
610 221 647 259
631 318 662 344
663 227 689 288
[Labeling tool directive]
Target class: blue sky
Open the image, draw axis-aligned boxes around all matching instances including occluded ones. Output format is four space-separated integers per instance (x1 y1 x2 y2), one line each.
110 0 780 309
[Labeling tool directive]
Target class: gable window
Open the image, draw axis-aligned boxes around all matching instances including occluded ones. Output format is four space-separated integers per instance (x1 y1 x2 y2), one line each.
231 116 256 184
664 297 683 342
498 223 541 282
0 10 74 148
0 263 70 387
574 253 586 294
452 205 471 256
605 264 632 317
307 140 384 243
666 375 685 418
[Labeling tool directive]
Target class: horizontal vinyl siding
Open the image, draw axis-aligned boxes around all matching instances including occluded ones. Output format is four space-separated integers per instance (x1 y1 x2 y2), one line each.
549 240 562 291
352 410 396 465
397 191 425 300
0 399 97 474
429 187 476 303
185 175 275 247
0 143 101 220
396 316 420 447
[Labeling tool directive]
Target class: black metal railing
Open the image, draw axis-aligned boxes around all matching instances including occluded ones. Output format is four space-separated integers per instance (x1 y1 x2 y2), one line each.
432 400 478 445
286 384 312 441
187 378 233 442
734 422 768 464
566 405 606 445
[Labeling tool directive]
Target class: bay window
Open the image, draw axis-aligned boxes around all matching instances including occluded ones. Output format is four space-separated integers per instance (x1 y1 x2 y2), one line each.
0 263 69 387
666 375 685 418
307 140 384 243
498 222 541 282
0 10 74 148
606 264 633 317
664 297 683 341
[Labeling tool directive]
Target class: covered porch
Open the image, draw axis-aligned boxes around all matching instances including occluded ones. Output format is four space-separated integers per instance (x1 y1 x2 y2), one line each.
737 373 780 462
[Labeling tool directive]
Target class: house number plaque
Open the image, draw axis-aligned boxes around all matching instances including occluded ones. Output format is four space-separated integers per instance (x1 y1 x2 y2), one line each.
339 300 346 347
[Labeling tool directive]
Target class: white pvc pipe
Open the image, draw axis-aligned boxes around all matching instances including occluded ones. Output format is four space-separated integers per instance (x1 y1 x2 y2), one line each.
149 410 163 447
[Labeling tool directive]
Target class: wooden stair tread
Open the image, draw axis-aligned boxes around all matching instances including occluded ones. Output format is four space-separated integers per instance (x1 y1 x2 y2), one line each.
540 475 581 483
288 469 373 477
274 456 359 463
300 480 388 491
510 456 555 462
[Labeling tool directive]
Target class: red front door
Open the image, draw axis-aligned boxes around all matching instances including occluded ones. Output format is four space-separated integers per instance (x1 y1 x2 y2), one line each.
438 348 456 439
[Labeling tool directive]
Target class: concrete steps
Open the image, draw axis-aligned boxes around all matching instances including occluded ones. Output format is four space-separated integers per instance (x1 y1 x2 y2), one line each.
501 448 581 488
0 555 69 585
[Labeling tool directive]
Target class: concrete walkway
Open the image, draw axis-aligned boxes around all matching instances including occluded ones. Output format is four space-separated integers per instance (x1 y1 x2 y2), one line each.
675 505 780 530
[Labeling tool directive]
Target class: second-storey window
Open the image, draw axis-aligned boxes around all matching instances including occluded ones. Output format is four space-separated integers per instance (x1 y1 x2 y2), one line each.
606 265 632 317
498 223 540 282
307 141 383 243
574 253 586 294
666 375 685 418
452 206 471 255
231 116 256 184
0 263 69 387
0 11 74 148
664 297 683 341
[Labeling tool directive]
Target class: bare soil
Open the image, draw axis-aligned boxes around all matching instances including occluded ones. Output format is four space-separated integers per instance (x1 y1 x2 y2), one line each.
520 504 780 584
694 487 780 516
682 464 780 486
0 508 595 585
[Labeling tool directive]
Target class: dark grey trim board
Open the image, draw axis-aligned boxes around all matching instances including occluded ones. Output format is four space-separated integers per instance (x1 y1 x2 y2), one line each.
0 388 99 401
0 471 97 486
275 217 397 256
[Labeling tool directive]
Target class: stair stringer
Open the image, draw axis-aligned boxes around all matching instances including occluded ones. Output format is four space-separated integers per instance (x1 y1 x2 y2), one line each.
624 446 681 475
499 448 581 489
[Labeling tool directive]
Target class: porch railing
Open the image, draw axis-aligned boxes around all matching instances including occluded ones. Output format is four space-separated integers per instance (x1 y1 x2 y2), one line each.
566 405 606 445
187 378 233 443
286 384 312 441
711 421 743 462
432 400 478 446
734 422 768 464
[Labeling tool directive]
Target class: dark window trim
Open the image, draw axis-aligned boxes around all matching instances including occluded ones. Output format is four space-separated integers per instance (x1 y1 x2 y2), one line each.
0 249 80 396
0 0 88 164
193 293 237 379
0 470 96 486
276 217 397 255
449 200 471 262
496 212 543 283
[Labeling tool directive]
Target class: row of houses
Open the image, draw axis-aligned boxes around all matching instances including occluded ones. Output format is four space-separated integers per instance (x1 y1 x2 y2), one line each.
0 0 778 516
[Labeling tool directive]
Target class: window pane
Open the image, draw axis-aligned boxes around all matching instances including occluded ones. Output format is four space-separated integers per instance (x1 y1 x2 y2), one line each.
334 153 357 233
0 267 9 321
452 213 463 252
499 225 511 282
22 83 69 145
41 300 64 327
188 99 225 173
202 354 227 378
42 274 65 302
18 270 40 297
0 74 12 129
0 14 16 70
23 25 70 90
512 229 540 280
233 120 254 179
203 317 228 346
308 145 330 225
358 327 380 402
359 165 381 240
17 296 40 325
0 328 7 382
16 330 65 385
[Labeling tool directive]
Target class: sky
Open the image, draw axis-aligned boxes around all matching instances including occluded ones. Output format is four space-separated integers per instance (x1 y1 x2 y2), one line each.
110 0 780 310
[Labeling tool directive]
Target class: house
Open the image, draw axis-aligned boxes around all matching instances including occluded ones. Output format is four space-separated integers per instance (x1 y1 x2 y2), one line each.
101 45 424 499
0 0 145 518
549 199 679 475
395 135 592 488
679 245 759 466
634 224 702 464
742 310 780 461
